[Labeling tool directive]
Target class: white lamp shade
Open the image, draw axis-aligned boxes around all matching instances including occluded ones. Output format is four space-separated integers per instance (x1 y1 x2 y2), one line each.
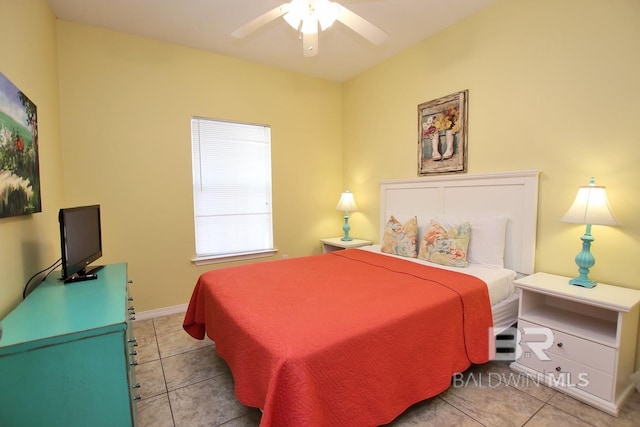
561 185 619 226
336 190 358 212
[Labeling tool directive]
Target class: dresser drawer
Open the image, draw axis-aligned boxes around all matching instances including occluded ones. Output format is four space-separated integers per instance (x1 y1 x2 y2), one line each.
518 319 616 374
517 340 614 401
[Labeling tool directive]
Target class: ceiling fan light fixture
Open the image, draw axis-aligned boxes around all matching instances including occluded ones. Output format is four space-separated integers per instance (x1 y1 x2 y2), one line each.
231 0 388 58
284 0 338 33
283 14 300 30
315 0 340 30
283 0 307 31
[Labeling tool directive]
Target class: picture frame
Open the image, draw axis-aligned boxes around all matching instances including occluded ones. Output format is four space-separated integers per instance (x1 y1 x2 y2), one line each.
0 70 41 218
418 90 468 175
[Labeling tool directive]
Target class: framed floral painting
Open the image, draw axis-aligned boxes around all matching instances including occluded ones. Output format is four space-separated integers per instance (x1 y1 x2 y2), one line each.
0 70 41 218
418 90 468 175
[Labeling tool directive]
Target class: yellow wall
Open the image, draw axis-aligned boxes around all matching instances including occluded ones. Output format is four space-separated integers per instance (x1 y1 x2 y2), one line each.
0 0 65 318
343 0 640 292
55 22 343 312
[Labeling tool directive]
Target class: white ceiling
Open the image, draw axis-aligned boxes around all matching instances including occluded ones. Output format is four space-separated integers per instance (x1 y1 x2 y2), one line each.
47 0 495 82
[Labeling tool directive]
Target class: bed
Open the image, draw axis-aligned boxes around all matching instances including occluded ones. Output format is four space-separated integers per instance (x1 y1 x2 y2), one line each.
184 170 539 426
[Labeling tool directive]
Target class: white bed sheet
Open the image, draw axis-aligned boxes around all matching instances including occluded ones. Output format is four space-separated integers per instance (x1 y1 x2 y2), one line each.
491 290 520 334
356 245 517 306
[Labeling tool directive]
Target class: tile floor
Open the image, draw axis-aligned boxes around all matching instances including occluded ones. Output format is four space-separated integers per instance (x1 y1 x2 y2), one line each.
134 312 640 427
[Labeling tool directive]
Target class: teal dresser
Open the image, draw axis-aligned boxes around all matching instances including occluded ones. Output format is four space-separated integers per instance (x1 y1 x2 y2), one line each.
0 263 139 426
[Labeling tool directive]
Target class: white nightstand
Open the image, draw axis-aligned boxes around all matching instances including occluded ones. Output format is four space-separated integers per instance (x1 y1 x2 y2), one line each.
509 272 640 416
320 237 372 253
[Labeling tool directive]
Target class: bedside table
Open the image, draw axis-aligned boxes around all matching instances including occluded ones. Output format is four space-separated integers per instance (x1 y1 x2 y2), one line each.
320 237 372 253
510 272 640 416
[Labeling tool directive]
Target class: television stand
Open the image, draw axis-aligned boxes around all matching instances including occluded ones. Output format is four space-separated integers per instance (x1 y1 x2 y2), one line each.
63 273 98 284
86 265 104 275
0 263 138 425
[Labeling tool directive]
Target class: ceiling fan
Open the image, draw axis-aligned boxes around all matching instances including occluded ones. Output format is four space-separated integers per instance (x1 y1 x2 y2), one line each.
231 0 388 57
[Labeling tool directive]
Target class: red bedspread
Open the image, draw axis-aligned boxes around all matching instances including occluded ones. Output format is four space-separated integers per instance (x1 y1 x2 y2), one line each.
184 249 492 426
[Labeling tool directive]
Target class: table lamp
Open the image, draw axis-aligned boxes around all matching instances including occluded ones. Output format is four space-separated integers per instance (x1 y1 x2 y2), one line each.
336 189 358 241
560 177 619 288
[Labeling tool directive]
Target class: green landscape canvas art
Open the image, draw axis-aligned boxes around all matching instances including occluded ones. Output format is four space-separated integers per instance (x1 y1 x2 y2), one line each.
0 71 41 218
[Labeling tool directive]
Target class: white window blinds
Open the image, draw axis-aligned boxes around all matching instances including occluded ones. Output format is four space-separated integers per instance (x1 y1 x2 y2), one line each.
191 118 273 258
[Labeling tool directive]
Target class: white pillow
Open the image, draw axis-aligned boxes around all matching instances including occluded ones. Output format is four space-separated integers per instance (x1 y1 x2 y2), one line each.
434 215 508 267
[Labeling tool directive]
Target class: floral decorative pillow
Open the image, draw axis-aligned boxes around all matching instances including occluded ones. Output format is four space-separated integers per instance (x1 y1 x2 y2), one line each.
418 220 470 267
381 215 418 258
434 215 508 267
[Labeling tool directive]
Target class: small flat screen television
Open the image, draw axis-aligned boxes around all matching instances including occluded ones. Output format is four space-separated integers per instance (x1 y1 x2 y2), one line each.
59 205 103 283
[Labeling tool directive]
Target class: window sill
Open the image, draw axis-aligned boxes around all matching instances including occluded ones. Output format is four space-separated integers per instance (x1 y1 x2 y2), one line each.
191 249 278 266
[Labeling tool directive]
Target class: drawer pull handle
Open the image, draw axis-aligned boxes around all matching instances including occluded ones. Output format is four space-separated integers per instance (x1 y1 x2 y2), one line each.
130 350 138 356
134 383 141 389
130 361 138 366
128 296 134 302
128 306 135 311
134 395 142 401
130 315 136 321
556 342 563 348
555 366 562 372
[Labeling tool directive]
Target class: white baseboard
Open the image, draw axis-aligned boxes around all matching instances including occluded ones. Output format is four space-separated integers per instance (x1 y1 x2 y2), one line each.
135 303 188 321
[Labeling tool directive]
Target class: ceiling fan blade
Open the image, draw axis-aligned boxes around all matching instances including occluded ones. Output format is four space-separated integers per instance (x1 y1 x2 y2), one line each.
336 4 388 45
303 31 318 57
231 4 289 38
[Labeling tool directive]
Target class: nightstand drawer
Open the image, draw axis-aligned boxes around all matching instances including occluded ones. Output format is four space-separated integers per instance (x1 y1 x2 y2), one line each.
517 342 614 401
519 319 616 374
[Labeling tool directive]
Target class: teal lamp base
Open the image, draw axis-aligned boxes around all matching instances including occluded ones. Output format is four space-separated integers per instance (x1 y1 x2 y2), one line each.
569 227 597 288
341 212 353 241
569 277 597 288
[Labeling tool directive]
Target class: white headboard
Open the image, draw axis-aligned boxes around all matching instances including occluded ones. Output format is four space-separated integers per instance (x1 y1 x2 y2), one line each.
379 170 539 274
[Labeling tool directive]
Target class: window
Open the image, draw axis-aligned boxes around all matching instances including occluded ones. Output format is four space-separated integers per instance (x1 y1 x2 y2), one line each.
191 117 274 264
